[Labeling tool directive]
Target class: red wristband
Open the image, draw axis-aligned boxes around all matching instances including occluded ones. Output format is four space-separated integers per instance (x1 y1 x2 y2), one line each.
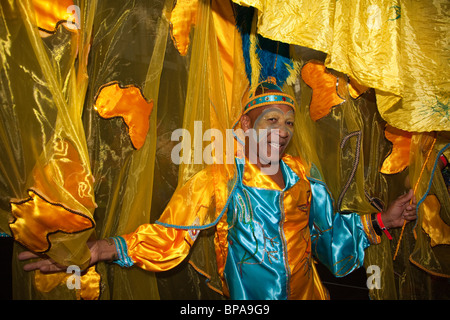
376 212 392 240
440 154 448 168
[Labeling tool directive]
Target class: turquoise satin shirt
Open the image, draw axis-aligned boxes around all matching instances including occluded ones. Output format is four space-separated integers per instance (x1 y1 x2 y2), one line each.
223 157 370 300
224 157 300 299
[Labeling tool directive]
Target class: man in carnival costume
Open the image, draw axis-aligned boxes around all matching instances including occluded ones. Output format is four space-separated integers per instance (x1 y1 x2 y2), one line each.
19 78 418 300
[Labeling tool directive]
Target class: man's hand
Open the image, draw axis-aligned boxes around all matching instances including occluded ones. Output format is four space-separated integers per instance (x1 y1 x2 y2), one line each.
18 239 117 273
18 250 68 273
380 189 417 229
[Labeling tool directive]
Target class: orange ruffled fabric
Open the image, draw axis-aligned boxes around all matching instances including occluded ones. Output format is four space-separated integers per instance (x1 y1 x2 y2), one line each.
301 61 344 121
380 124 412 175
169 0 198 56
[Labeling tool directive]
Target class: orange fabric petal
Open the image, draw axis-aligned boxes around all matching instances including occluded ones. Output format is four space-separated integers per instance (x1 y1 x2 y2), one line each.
10 189 95 253
32 0 78 34
34 265 101 300
348 77 369 99
94 82 154 150
422 195 450 247
380 125 412 174
77 266 101 300
170 0 198 56
301 60 345 121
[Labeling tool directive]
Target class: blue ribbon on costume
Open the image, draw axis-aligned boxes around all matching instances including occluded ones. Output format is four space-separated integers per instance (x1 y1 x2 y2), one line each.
110 236 134 268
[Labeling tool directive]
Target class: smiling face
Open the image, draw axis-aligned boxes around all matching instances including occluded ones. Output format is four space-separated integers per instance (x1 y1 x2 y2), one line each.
241 103 295 164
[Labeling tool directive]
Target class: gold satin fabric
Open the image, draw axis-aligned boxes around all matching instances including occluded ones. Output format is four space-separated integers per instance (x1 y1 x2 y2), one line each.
123 224 192 272
120 166 218 284
282 155 329 300
10 137 97 258
34 265 101 300
10 189 94 255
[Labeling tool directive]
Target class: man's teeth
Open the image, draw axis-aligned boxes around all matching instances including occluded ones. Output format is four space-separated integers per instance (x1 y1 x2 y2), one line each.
269 142 281 149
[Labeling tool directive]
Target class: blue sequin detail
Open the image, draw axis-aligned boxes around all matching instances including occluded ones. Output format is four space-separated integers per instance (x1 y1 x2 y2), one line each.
111 236 134 267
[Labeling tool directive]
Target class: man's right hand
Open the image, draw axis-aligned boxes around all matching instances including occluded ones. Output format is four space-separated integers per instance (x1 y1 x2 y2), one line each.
18 239 118 273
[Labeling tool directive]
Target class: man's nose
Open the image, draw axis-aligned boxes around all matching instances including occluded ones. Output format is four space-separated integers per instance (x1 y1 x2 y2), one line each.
276 126 290 139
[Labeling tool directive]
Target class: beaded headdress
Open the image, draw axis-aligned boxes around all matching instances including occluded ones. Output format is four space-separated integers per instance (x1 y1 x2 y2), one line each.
242 77 296 115
233 5 300 126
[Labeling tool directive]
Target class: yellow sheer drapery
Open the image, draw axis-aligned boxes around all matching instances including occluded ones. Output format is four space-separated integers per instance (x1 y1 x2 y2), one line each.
1 0 178 299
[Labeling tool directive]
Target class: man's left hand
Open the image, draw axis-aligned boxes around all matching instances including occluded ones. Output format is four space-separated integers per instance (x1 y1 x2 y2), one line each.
381 189 417 229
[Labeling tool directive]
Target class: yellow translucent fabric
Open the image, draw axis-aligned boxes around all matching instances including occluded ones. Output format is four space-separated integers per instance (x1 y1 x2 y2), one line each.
407 134 450 278
1 0 95 266
364 133 450 300
422 195 450 248
233 0 450 133
1 0 174 299
0 0 241 300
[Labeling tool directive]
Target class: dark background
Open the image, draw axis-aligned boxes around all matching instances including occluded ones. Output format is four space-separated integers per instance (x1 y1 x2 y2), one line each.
1 237 13 300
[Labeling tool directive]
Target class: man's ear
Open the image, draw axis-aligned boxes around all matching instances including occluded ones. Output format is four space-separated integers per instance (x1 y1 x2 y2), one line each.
240 114 251 132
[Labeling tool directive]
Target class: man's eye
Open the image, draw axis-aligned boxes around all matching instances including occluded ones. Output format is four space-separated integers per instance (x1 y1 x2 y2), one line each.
286 121 294 126
268 118 277 122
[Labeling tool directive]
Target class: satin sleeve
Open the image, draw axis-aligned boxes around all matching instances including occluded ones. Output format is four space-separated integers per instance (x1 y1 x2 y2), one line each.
308 178 371 277
119 224 194 272
114 167 216 272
